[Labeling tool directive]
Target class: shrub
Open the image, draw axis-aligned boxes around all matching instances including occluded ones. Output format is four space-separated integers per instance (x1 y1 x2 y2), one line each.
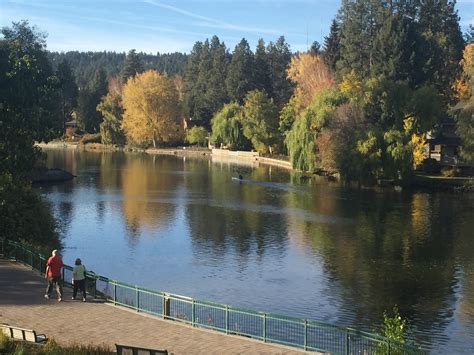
80 133 102 145
441 166 460 177
185 126 208 146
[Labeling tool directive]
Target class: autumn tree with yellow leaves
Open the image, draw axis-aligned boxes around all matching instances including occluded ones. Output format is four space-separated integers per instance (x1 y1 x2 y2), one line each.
122 70 183 147
455 43 474 165
286 53 335 112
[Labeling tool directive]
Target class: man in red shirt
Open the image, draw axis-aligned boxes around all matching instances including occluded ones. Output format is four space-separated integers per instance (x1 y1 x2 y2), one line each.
44 249 64 301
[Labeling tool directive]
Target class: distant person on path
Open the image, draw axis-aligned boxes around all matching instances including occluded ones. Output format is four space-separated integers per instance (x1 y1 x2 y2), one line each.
44 249 64 301
72 258 87 302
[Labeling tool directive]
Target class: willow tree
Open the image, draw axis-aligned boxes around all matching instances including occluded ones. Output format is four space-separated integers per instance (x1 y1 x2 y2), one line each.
210 102 250 150
122 70 182 147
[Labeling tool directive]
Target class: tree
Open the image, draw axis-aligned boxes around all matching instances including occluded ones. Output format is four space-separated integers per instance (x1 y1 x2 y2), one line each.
56 59 78 133
455 43 474 164
76 68 108 132
210 102 250 150
183 41 204 119
185 126 208 146
121 49 144 83
279 96 297 139
254 39 272 95
241 90 279 153
122 70 182 147
193 39 214 124
226 38 255 103
287 53 335 111
267 36 293 107
0 21 59 250
309 41 321 56
372 14 417 83
337 0 386 78
97 92 124 145
417 0 465 101
207 36 230 117
0 20 61 178
323 19 341 72
285 106 317 172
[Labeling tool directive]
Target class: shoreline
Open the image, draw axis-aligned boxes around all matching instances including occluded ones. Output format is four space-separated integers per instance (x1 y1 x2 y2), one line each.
37 142 473 190
37 142 294 171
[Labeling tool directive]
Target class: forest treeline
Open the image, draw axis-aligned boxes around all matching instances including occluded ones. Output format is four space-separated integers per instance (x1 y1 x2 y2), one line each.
48 50 188 89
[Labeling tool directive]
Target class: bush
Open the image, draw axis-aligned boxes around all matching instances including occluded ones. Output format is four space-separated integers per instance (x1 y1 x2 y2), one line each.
0 335 114 354
80 133 102 144
185 126 208 146
441 166 460 177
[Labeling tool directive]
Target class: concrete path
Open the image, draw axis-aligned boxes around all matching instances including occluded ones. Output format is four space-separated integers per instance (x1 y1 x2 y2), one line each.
0 259 311 354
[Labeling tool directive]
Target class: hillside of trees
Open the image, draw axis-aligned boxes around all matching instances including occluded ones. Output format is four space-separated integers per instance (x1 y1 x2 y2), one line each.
48 50 188 89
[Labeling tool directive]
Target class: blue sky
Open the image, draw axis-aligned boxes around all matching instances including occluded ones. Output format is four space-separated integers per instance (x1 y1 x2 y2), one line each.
1 0 473 54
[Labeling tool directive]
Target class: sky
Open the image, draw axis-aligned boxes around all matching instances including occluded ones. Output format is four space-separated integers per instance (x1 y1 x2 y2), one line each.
0 0 473 54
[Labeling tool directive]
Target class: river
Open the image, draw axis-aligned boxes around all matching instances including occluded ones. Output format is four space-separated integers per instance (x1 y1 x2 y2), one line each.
41 149 474 353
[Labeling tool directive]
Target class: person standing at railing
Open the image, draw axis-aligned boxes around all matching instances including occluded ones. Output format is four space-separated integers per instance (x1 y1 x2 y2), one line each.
72 258 87 302
44 249 64 302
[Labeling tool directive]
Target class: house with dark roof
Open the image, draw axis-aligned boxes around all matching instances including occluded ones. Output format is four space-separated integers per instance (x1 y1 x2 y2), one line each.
425 118 463 165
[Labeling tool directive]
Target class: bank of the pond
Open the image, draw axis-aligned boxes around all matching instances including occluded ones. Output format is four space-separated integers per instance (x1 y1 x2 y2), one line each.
37 142 294 171
37 142 473 191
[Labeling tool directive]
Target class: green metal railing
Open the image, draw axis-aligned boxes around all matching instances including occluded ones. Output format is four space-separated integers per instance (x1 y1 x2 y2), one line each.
1 239 426 354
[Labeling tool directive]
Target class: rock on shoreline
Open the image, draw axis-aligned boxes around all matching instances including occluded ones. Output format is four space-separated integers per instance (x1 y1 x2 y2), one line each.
31 168 75 183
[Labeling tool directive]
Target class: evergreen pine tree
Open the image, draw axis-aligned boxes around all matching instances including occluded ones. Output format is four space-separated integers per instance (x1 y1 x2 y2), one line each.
337 0 387 78
194 39 213 123
183 41 203 119
120 49 144 83
254 38 272 96
226 38 256 103
207 36 230 116
417 0 465 100
267 36 293 107
372 14 417 83
77 68 108 132
56 59 78 132
323 19 341 72
310 41 321 56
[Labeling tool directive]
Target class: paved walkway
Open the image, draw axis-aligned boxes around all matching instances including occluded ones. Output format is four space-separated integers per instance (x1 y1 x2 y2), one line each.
0 259 311 354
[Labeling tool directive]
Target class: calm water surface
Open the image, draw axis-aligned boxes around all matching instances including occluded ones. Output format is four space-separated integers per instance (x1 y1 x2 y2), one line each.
41 149 474 353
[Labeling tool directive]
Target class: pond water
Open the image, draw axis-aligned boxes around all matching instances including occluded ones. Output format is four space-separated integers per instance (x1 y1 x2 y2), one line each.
41 149 474 353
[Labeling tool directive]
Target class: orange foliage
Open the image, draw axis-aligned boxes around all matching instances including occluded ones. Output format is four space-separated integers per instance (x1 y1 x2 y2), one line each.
287 53 335 111
455 43 473 100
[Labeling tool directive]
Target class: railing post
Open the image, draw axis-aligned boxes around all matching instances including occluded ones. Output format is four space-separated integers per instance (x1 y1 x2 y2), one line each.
262 313 267 342
62 267 65 283
192 299 195 326
345 330 349 355
113 282 117 305
136 286 140 312
304 319 308 350
225 305 229 334
162 294 170 319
